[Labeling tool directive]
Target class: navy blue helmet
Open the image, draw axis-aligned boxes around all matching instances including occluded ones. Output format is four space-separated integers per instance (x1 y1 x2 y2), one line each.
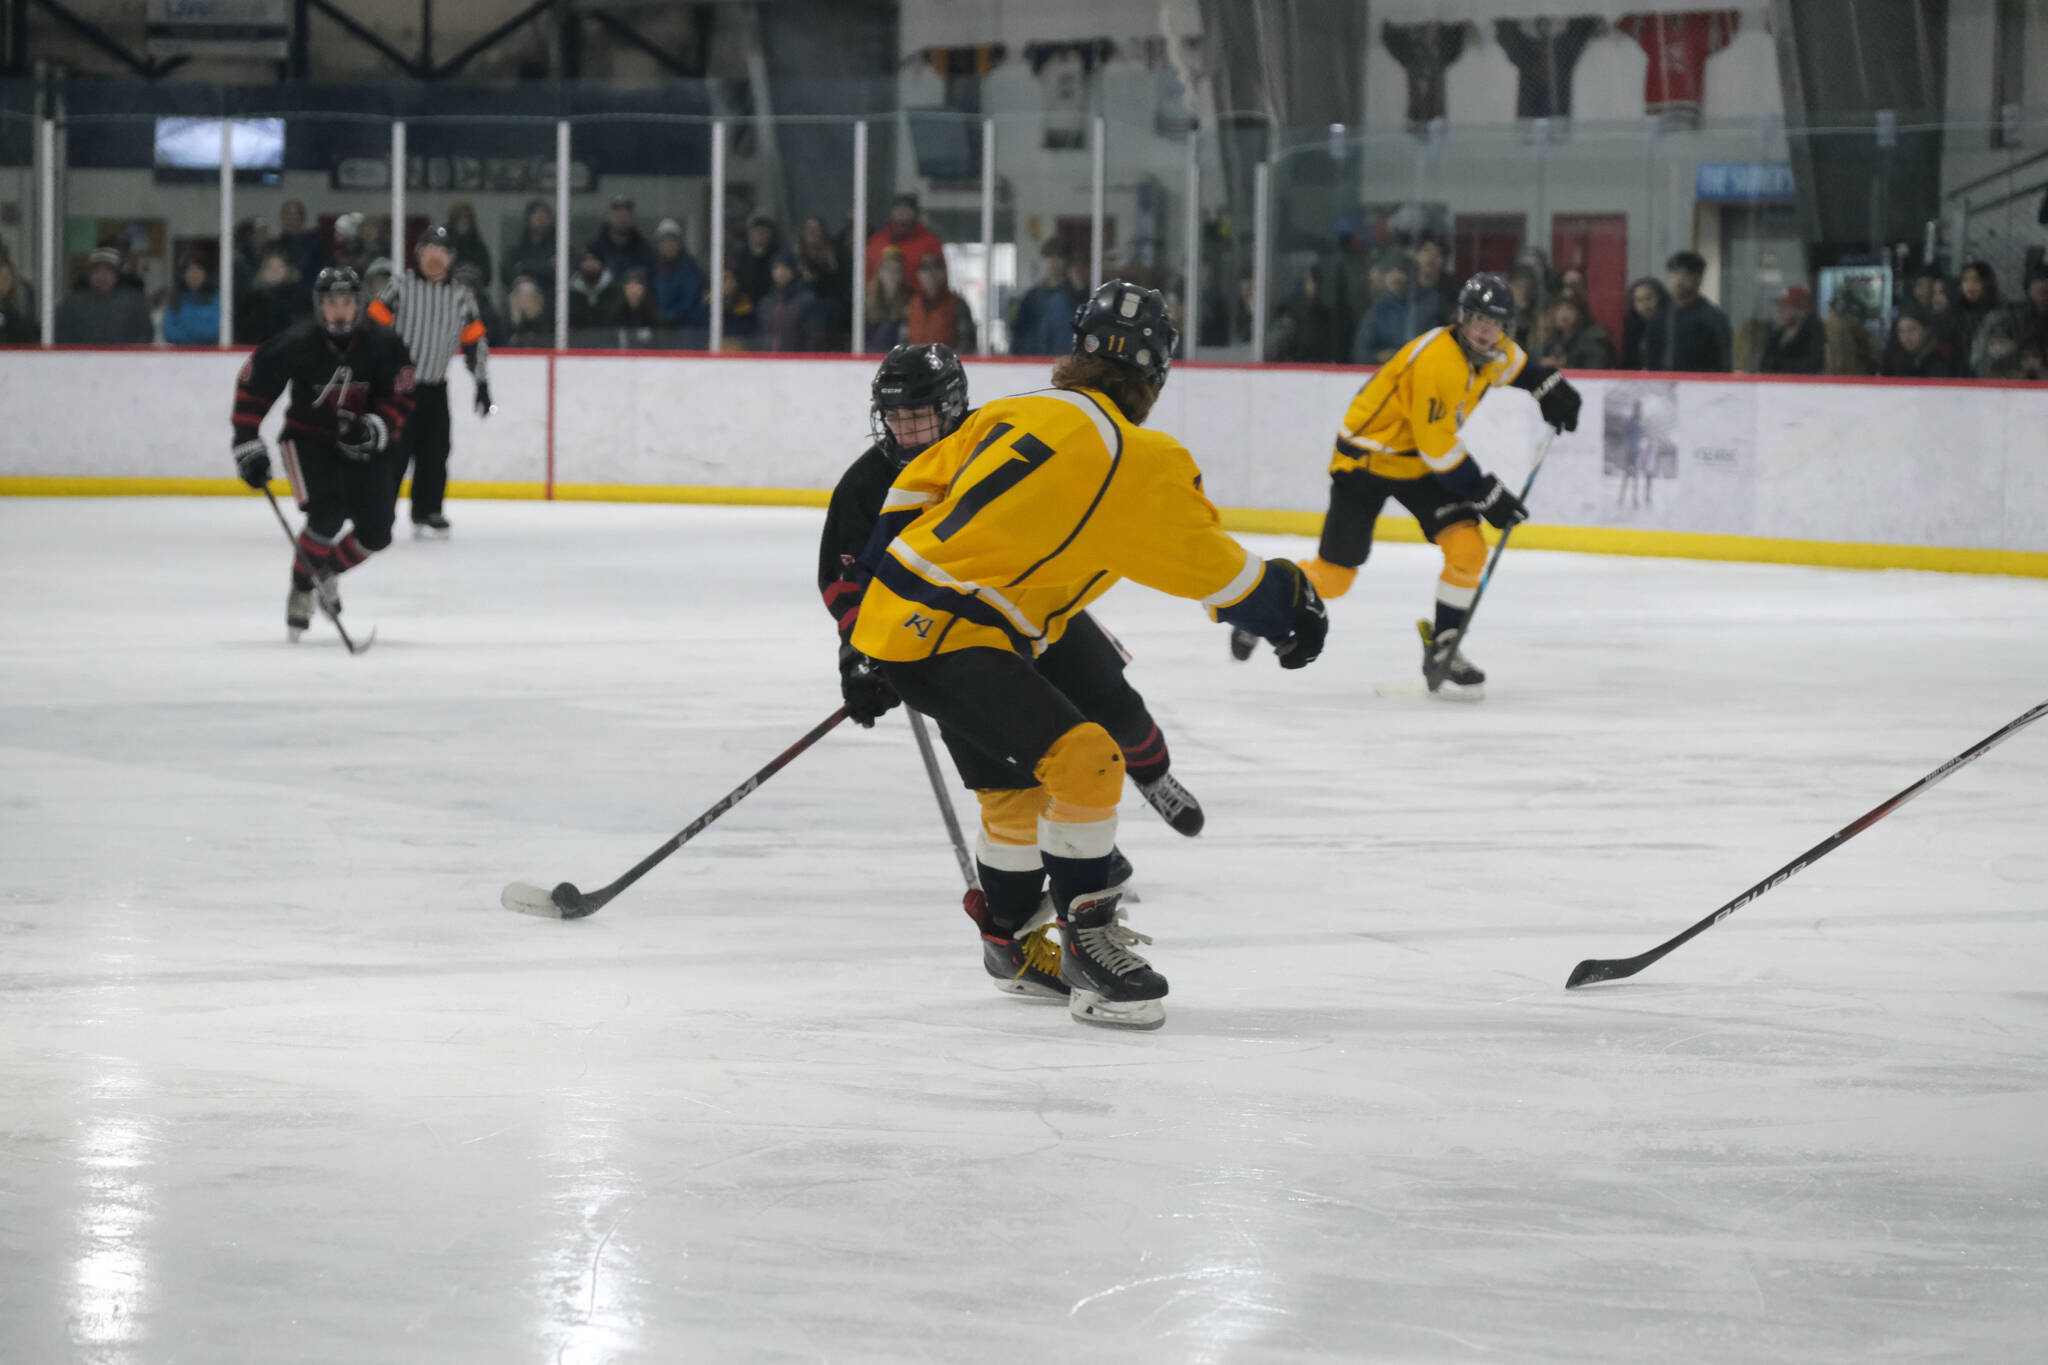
1455 272 1517 326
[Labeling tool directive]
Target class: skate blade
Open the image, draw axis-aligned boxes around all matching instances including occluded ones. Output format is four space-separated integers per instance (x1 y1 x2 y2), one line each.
1429 683 1484 703
1068 988 1166 1030
288 625 307 642
992 978 1069 1000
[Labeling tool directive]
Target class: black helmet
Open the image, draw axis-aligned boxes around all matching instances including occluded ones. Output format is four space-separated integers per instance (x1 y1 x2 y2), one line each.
1070 279 1175 389
1455 272 1517 326
416 224 455 256
312 266 363 338
871 343 969 466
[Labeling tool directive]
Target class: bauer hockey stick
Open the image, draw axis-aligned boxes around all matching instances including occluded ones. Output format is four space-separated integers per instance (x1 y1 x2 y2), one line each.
262 487 374 655
502 705 852 919
1566 699 2048 989
1422 427 1556 691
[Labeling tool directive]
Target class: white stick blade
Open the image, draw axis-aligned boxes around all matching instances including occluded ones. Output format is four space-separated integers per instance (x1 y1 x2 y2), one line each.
500 882 563 918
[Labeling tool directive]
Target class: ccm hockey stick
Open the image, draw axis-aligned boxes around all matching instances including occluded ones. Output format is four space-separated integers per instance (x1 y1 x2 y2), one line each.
1566 699 2048 988
263 488 374 654
502 706 851 919
1422 427 1556 691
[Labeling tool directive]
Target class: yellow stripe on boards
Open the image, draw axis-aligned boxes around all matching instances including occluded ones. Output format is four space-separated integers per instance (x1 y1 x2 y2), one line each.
4 477 2042 579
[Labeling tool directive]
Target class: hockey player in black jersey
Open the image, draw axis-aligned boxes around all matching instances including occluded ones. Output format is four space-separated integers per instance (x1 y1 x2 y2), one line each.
232 267 417 639
820 343 1207 997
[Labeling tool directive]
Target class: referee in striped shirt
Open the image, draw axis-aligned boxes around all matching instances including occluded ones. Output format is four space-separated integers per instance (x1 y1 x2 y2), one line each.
368 224 493 537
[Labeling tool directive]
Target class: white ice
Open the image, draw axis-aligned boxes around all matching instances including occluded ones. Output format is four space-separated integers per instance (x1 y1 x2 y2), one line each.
3 497 2046 1365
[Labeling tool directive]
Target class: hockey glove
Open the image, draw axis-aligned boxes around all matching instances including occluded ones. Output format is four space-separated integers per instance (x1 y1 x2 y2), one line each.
1470 474 1529 530
1271 561 1328 671
336 413 389 462
838 644 900 728
474 382 494 418
1532 370 1582 433
233 439 272 490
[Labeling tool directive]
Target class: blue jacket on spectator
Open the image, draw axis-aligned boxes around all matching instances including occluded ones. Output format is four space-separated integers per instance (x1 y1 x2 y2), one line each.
1352 292 1420 364
1012 282 1081 356
654 251 708 328
161 289 221 346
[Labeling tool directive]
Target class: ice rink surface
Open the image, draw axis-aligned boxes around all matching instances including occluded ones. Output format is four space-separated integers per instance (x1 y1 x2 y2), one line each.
3 496 2045 1365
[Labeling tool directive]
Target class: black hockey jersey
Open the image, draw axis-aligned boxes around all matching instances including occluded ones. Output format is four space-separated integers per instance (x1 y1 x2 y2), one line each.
231 318 417 453
817 442 900 639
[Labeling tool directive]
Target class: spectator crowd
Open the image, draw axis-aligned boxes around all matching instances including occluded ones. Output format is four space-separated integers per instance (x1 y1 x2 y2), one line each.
9 182 2043 384
1265 225 2048 384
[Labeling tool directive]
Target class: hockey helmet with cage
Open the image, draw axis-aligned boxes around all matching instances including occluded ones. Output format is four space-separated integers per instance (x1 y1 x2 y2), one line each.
1455 272 1518 326
871 343 969 467
1070 279 1176 389
311 266 364 339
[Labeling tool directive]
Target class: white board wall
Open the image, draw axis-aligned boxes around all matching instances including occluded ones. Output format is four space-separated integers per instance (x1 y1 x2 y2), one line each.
3 349 2044 557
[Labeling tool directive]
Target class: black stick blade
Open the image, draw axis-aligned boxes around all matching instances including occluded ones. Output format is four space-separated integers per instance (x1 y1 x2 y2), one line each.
1565 956 1647 989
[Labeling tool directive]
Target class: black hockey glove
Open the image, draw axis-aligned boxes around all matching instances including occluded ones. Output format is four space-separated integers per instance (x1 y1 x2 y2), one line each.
1532 370 1582 433
1271 561 1328 671
233 439 271 490
1471 474 1529 530
838 644 900 728
474 382 494 418
336 413 389 462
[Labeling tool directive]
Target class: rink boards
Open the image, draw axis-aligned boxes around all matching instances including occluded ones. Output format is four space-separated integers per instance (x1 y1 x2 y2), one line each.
2 348 2044 576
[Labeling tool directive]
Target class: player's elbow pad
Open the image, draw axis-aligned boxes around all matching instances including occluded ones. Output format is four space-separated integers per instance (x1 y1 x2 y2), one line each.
1213 558 1301 642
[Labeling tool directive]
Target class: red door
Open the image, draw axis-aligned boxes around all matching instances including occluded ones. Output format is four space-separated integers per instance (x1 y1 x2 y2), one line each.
1551 213 1628 350
1453 213 1525 278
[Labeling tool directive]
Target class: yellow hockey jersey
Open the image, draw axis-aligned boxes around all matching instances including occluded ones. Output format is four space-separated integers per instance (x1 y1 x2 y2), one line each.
851 387 1265 662
1329 327 1528 481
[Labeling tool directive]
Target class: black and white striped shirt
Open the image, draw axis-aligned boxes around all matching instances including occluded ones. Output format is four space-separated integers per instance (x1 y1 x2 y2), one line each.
372 271 489 386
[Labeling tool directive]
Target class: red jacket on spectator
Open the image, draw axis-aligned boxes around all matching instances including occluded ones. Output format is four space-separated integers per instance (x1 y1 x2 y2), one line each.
865 221 945 283
905 288 975 351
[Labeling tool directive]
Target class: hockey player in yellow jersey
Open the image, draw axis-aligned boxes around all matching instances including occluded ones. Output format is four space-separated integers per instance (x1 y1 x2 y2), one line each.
1232 272 1581 696
846 280 1329 1030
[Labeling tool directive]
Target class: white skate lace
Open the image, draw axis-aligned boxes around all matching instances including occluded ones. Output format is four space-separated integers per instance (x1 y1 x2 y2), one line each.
1078 908 1154 975
1141 776 1192 818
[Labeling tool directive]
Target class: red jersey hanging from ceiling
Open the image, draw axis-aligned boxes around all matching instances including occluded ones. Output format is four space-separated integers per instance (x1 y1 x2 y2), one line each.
1381 21 1472 128
1617 11 1742 128
1493 16 1603 121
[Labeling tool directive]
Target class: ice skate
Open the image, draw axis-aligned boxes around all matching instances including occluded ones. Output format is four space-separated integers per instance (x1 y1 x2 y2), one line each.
1137 772 1205 837
286 586 314 642
1418 620 1485 702
963 889 1066 999
1059 884 1166 1030
1229 627 1259 661
412 512 451 540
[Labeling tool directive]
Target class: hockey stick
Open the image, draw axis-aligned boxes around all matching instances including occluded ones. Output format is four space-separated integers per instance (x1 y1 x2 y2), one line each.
262 487 374 655
1566 699 2048 989
502 706 852 920
1422 428 1556 691
907 707 979 891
